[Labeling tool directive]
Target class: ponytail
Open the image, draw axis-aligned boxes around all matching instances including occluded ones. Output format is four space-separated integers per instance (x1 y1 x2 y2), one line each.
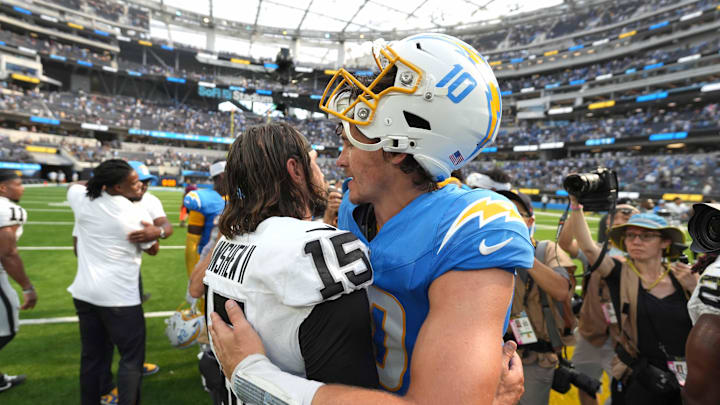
86 159 133 200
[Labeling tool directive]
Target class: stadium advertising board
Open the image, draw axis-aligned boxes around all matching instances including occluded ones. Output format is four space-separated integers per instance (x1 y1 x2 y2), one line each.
197 85 273 103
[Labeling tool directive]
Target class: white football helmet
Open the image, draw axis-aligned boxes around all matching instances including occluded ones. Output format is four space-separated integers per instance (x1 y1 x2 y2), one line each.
164 307 206 348
319 33 502 181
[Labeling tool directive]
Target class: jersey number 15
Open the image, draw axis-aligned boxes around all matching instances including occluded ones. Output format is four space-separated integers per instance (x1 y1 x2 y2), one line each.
304 232 372 300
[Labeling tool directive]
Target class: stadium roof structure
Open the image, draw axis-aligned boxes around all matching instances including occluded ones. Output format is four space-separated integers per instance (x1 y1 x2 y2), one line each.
136 0 570 65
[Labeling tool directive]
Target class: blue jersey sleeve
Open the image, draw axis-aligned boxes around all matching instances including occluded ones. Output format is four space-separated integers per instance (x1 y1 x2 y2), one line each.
184 190 202 212
432 191 534 277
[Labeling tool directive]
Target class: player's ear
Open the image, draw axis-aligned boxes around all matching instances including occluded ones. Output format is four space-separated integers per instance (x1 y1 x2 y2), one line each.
382 151 409 166
286 157 305 186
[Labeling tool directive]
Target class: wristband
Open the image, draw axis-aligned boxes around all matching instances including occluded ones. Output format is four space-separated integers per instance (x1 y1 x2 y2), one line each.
570 203 583 211
22 285 35 294
159 227 166 239
230 354 323 405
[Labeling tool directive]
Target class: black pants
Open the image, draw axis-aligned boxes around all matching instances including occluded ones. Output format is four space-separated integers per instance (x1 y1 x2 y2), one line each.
74 299 145 405
0 334 14 378
0 334 13 351
199 349 231 405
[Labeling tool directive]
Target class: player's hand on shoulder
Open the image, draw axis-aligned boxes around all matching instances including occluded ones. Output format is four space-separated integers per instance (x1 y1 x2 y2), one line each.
209 300 266 380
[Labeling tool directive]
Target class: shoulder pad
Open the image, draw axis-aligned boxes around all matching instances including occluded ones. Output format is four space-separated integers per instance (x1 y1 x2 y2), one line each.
184 191 202 211
0 200 27 228
286 224 373 306
437 191 528 254
433 190 534 274
242 218 373 307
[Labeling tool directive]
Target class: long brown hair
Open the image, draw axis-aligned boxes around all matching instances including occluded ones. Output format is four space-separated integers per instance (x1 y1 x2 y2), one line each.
218 122 326 238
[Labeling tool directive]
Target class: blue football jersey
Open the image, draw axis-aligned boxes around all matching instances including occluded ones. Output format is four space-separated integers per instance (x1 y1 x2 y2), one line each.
338 185 534 394
183 188 226 253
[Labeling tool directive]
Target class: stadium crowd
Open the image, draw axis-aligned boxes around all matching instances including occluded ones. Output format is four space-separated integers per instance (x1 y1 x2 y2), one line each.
500 38 720 93
52 0 149 29
465 151 719 194
2 84 717 149
502 103 718 145
476 0 713 60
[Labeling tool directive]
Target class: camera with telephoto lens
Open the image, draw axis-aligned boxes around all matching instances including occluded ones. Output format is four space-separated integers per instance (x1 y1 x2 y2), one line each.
552 357 601 397
688 203 720 253
563 167 618 212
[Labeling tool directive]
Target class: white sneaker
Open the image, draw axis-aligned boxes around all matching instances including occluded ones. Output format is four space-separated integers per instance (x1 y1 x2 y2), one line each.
0 374 26 392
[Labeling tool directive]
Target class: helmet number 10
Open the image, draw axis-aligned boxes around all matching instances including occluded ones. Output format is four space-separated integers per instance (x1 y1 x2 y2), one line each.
436 64 477 104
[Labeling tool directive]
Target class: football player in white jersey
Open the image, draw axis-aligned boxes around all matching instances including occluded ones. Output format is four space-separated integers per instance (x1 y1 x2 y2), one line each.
210 34 529 405
0 170 36 392
683 203 720 405
203 122 379 405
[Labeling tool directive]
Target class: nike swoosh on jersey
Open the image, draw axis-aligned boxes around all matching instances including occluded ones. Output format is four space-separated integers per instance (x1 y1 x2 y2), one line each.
479 237 514 255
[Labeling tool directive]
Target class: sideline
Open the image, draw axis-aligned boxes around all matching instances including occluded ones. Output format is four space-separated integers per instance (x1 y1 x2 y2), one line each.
20 310 175 325
19 245 186 251
24 221 183 226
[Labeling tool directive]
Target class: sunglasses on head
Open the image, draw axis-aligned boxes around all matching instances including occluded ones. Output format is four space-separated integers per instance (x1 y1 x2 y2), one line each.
618 209 637 215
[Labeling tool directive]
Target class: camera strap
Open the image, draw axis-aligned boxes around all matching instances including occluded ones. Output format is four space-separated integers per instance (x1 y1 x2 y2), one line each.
539 288 564 350
531 240 565 350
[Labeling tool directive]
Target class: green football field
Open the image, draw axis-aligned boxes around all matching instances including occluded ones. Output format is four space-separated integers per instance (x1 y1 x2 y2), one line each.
1 185 607 404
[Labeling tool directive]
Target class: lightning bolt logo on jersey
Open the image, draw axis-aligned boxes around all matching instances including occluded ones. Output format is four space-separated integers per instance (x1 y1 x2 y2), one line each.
338 186 534 394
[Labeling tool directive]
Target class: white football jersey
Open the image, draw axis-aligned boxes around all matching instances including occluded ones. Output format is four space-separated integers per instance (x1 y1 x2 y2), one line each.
0 196 27 241
0 196 26 335
204 216 373 377
688 256 720 324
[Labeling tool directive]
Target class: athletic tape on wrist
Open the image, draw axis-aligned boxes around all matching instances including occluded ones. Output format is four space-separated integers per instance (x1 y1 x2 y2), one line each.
231 354 324 405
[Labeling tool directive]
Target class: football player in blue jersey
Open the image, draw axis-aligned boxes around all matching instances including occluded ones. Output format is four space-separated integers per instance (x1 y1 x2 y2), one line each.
210 33 533 405
184 161 226 278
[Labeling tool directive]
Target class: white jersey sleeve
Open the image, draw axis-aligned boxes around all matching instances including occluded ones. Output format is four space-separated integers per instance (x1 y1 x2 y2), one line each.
0 198 27 230
688 256 720 324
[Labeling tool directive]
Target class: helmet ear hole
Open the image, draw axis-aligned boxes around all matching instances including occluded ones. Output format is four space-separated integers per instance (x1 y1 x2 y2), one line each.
403 111 431 130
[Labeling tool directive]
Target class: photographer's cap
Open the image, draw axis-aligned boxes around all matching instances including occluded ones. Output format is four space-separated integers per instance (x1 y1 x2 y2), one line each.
466 172 511 191
496 190 533 217
209 161 226 178
608 212 685 257
128 161 157 182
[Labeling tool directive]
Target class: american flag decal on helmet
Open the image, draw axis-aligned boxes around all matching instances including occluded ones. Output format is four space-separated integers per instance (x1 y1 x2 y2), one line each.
450 150 464 165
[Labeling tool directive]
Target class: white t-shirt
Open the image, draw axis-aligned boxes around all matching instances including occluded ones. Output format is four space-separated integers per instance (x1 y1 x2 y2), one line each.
688 255 720 324
138 192 165 220
66 184 154 307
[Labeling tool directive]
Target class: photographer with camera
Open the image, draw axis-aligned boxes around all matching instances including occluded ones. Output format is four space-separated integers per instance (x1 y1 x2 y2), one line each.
559 202 639 405
497 190 579 405
682 203 720 405
568 188 697 404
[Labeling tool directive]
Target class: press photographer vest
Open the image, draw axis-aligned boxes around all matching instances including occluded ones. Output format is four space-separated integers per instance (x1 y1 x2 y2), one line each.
578 270 620 347
511 240 576 367
610 262 691 380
